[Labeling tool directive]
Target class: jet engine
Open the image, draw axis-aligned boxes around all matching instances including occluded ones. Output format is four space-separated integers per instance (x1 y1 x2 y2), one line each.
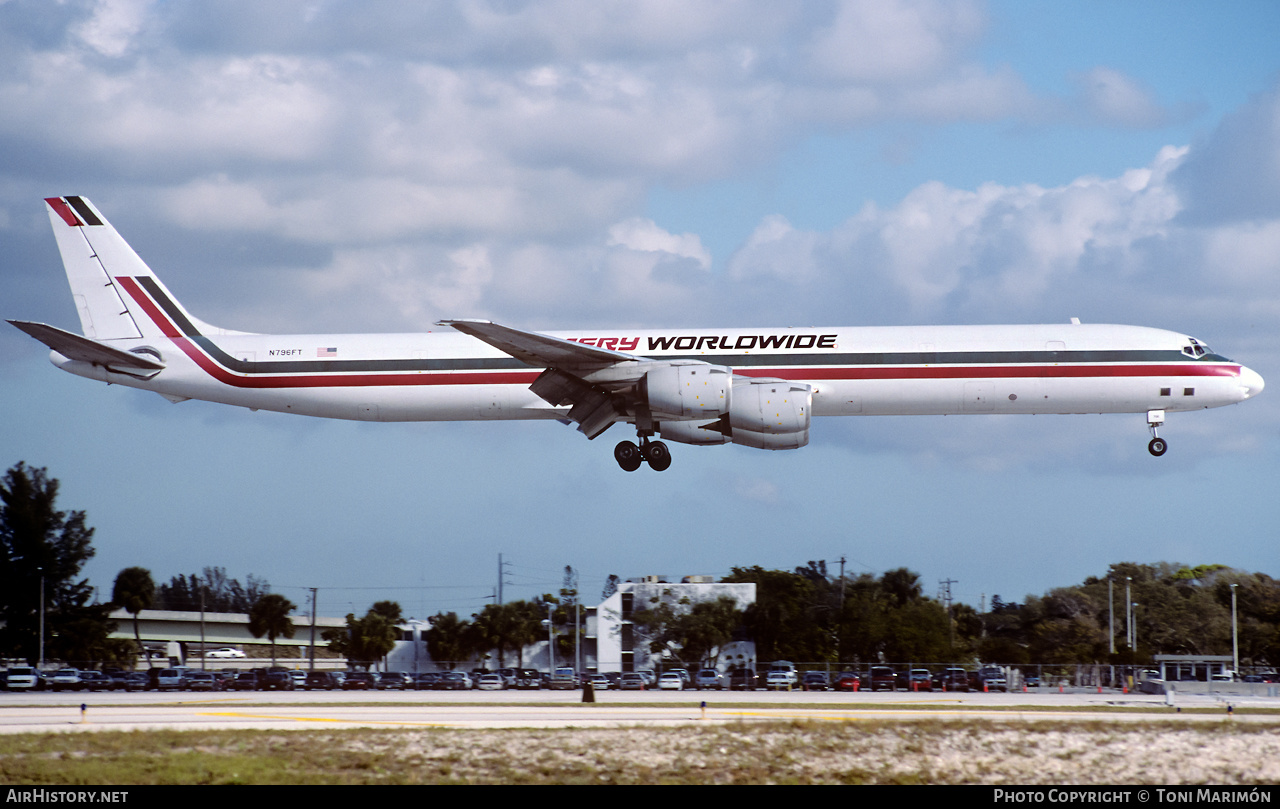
658 376 812 449
726 377 812 449
639 361 732 420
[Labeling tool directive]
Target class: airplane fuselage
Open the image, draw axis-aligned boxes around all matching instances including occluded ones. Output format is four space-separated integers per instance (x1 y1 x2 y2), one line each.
15 196 1264 470
53 313 1258 423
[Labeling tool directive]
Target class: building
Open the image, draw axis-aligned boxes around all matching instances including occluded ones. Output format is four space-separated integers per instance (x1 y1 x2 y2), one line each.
592 576 756 674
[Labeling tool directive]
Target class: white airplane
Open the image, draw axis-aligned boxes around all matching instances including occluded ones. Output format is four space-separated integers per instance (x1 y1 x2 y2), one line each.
10 196 1265 471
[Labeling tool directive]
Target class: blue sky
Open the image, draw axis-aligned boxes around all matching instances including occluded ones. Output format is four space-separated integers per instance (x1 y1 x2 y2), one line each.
2 1 1277 623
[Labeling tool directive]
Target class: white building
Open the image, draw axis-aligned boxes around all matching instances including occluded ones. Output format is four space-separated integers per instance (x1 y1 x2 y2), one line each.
591 577 756 674
381 576 757 674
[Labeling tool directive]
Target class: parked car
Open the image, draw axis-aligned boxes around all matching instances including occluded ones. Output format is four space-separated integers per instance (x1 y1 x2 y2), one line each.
549 668 578 690
78 671 114 691
619 672 648 691
658 672 685 690
231 672 260 691
475 673 505 691
413 673 441 690
802 671 830 691
155 669 185 691
260 670 294 691
729 669 759 690
908 669 934 691
185 672 221 691
376 672 410 690
834 671 861 692
696 669 727 690
936 668 970 692
123 672 149 691
50 668 83 692
5 667 43 691
869 666 898 692
766 661 798 690
434 672 472 690
976 666 1007 691
588 674 610 692
343 672 376 690
515 669 543 690
304 671 339 690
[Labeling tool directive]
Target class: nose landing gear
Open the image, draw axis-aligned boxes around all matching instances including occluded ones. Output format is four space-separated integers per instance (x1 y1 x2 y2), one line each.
614 434 672 472
1147 410 1167 457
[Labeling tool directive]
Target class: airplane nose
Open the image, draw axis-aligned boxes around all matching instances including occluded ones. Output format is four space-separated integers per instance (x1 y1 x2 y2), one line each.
1239 366 1265 399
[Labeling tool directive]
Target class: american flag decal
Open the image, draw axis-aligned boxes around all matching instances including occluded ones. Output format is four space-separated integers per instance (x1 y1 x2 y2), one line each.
317 347 337 357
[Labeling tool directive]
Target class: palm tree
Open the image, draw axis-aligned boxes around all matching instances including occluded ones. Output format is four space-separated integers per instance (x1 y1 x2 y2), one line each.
112 567 154 667
248 593 296 666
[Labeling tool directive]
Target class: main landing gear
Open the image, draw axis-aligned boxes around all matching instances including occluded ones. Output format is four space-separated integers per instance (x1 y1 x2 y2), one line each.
614 437 672 472
1147 409 1167 457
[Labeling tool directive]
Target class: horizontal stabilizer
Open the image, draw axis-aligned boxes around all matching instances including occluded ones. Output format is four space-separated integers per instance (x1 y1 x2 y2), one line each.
8 320 164 371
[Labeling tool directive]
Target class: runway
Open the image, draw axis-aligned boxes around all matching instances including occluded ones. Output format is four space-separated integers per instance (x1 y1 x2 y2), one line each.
2 687 1276 733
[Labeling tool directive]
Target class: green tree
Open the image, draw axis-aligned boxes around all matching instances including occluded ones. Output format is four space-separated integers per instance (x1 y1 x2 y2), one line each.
0 462 111 665
153 567 269 613
248 593 296 665
425 611 471 669
111 567 155 667
472 601 530 669
723 565 834 662
326 604 401 669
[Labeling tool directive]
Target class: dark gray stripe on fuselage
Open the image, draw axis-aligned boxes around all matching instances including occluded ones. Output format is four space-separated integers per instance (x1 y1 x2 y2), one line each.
135 278 1230 375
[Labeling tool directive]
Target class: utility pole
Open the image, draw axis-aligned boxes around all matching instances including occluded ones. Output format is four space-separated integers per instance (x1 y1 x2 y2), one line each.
938 578 957 649
308 587 318 672
200 588 206 671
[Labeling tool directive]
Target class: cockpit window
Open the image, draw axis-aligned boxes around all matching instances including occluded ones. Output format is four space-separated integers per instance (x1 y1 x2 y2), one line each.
1181 338 1209 359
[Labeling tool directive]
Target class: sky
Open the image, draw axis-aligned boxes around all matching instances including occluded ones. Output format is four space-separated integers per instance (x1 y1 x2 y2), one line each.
2 0 1278 625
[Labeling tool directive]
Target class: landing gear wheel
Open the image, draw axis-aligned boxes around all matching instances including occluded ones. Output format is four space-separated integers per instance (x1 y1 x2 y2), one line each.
644 440 672 472
614 440 643 471
1148 437 1167 457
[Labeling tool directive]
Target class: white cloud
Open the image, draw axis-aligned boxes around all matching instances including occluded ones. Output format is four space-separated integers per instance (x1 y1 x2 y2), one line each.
806 0 985 84
73 0 152 58
1073 67 1170 128
606 218 711 269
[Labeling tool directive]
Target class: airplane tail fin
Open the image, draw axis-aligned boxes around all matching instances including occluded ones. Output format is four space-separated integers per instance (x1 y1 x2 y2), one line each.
43 196 232 340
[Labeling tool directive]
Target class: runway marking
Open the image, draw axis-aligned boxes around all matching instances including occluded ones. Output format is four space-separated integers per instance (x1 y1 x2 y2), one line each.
200 711 455 727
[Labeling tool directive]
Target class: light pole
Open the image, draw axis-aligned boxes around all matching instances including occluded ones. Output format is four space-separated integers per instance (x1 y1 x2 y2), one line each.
1131 603 1139 655
1108 578 1115 655
1125 577 1132 652
1230 583 1239 678
37 567 45 670
544 604 555 672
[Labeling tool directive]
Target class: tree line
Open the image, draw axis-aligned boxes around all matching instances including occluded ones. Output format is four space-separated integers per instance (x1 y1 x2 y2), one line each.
3 462 1276 671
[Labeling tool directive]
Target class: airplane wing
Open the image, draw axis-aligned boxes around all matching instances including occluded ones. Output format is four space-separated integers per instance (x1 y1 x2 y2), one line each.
8 320 165 373
437 319 654 439
435 319 641 372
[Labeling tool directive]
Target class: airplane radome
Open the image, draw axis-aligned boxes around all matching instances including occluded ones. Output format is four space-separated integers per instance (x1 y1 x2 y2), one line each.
10 196 1266 472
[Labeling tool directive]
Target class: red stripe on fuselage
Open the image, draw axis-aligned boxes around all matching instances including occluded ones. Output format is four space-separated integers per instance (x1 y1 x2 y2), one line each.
114 276 1241 389
739 364 1241 381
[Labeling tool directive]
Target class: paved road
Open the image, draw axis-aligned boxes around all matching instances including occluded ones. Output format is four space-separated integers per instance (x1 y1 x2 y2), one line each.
1 688 1276 732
